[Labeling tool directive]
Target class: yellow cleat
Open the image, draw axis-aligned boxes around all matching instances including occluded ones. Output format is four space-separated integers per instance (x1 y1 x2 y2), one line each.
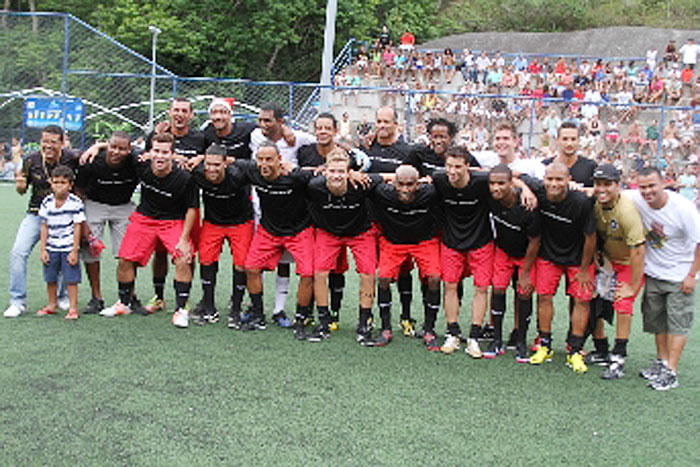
529 345 554 365
566 352 588 374
329 320 339 332
400 318 416 337
144 295 166 314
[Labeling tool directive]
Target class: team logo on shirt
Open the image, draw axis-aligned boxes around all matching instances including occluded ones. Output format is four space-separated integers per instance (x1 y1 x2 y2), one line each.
645 221 666 249
610 219 619 231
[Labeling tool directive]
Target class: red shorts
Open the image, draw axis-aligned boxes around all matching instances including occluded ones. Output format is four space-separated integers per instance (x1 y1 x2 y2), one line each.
332 247 350 274
611 261 643 314
378 236 440 280
118 211 193 267
440 242 494 287
245 226 314 277
155 207 200 254
198 220 254 267
491 247 537 295
535 258 596 301
315 227 377 275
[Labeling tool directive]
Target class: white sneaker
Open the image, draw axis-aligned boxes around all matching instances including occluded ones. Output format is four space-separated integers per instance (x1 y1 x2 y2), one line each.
99 301 132 317
3 303 26 318
441 334 461 354
58 297 70 311
465 338 483 359
172 308 189 328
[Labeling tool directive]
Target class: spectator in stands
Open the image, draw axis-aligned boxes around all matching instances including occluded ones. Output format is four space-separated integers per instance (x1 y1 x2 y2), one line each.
399 31 415 53
443 48 456 84
679 38 699 70
664 39 678 63
376 24 392 50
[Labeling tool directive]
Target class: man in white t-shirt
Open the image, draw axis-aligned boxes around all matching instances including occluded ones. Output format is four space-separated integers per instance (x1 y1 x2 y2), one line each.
678 38 699 70
491 120 545 179
628 167 700 391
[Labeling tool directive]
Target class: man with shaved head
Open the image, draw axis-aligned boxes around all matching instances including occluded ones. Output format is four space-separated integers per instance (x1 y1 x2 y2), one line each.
364 164 442 349
528 162 597 374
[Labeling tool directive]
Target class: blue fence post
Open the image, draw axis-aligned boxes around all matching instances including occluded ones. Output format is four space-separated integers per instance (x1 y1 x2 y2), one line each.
61 14 70 134
656 105 665 164
172 76 178 100
288 84 294 126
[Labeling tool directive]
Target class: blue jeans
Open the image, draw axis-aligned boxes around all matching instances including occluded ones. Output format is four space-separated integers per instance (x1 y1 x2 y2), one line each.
9 213 65 307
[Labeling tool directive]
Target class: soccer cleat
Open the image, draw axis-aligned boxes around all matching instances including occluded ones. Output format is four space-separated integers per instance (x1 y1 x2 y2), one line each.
566 352 588 374
3 303 25 318
370 329 393 347
483 340 505 359
172 308 189 328
240 317 266 331
82 297 104 315
529 335 542 352
205 310 220 324
58 297 70 312
400 318 416 337
65 309 79 320
293 321 307 340
505 329 518 350
129 297 149 316
356 325 372 345
648 367 679 391
99 301 131 317
601 354 625 380
307 324 330 342
329 320 339 332
227 313 241 330
273 312 293 328
479 324 495 340
584 350 610 366
36 306 57 316
423 330 441 351
441 334 462 355
193 312 208 326
640 358 667 381
143 295 166 314
465 338 482 359
529 345 554 365
514 342 530 363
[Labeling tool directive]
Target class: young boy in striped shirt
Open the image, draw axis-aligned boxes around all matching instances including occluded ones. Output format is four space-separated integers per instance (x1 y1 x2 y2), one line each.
38 165 85 319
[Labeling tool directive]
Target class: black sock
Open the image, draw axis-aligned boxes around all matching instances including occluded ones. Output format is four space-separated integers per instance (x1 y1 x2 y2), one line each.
447 321 461 337
295 304 311 322
329 273 344 315
612 338 628 357
469 323 481 339
231 269 246 314
250 292 263 320
398 273 412 320
153 277 165 300
568 334 584 354
539 331 552 348
174 280 191 310
200 263 217 313
457 280 464 302
317 305 331 326
517 295 532 343
423 287 440 331
594 338 609 355
118 281 134 307
378 285 392 330
492 292 506 342
359 307 372 328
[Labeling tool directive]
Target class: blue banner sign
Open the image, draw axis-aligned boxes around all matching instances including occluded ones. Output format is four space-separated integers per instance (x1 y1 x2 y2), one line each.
24 97 84 131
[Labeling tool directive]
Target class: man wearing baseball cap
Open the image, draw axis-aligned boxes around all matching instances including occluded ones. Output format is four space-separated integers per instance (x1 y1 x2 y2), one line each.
588 163 646 379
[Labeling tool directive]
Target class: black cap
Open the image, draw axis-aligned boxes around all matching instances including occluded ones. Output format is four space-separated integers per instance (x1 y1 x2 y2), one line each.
593 163 620 182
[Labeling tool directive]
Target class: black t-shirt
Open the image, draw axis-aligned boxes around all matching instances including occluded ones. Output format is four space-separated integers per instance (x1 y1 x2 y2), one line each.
22 149 79 213
145 128 207 159
202 122 256 159
368 178 439 244
408 145 481 177
236 160 313 236
488 190 541 258
536 188 596 265
307 175 379 237
366 140 415 173
542 156 597 187
192 164 253 226
136 162 199 220
297 144 360 170
75 149 139 206
433 171 492 250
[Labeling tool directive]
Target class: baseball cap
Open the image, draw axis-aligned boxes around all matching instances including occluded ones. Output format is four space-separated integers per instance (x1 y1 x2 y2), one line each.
593 163 620 182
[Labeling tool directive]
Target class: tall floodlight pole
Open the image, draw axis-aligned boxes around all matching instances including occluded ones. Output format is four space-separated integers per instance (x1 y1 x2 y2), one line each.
318 0 337 112
148 25 162 132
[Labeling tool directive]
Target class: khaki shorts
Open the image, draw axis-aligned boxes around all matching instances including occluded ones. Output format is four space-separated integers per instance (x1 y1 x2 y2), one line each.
642 275 695 335
80 199 136 263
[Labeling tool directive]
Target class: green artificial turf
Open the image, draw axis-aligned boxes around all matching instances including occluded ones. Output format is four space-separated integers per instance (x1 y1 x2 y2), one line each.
0 184 698 465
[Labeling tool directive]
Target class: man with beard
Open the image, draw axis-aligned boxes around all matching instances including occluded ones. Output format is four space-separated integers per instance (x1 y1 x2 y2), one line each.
409 118 480 177
203 98 257 159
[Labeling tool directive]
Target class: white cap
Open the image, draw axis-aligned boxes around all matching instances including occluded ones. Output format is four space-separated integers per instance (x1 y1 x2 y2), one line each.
208 98 232 113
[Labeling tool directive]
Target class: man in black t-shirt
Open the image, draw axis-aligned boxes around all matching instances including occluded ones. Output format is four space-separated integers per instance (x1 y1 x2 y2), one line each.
305 150 378 342
191 144 254 328
101 133 199 329
202 98 256 160
239 142 315 339
367 165 442 350
486 164 541 362
542 121 597 192
529 162 596 374
5 125 78 318
75 131 139 315
409 118 480 177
